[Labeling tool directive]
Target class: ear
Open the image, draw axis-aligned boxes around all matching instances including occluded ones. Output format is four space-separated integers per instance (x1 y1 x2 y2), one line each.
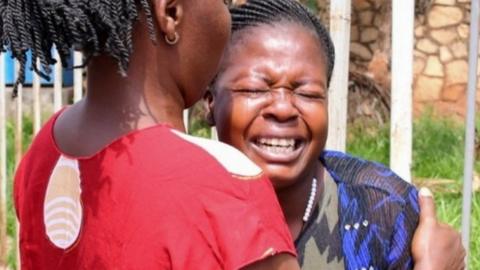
203 89 216 126
153 0 184 43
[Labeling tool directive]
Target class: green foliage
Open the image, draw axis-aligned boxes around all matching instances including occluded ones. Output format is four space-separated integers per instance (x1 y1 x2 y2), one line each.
435 192 480 269
5 117 33 269
187 102 213 139
303 0 318 12
412 112 466 180
188 116 212 139
347 112 480 179
346 122 390 165
347 113 480 269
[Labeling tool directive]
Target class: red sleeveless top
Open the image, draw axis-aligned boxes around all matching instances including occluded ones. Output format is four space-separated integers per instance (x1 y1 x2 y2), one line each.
14 111 295 269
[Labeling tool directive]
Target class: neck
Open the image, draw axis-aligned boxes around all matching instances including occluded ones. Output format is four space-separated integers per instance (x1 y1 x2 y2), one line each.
53 20 188 158
85 54 186 133
275 163 324 240
84 17 186 133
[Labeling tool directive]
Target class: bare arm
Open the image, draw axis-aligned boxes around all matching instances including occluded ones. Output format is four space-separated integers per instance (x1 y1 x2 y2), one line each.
412 188 466 270
242 253 300 270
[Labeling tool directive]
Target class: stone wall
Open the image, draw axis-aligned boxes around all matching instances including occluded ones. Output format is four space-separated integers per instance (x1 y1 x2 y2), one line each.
413 0 477 118
349 0 478 119
349 0 392 91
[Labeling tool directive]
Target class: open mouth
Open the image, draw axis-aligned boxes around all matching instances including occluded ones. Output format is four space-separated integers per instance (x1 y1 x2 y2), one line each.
251 137 305 162
256 138 298 153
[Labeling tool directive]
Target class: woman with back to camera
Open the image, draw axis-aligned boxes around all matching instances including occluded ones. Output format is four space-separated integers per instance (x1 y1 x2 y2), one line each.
3 0 300 269
206 0 465 269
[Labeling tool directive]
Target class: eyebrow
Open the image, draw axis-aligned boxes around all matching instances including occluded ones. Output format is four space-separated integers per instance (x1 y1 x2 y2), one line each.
229 69 269 83
294 78 327 88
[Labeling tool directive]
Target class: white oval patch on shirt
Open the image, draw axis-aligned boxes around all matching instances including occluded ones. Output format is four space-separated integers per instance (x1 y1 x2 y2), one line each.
43 156 83 249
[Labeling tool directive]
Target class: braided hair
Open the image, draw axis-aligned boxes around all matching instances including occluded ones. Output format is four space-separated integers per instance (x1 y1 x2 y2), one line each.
0 0 156 96
230 0 335 85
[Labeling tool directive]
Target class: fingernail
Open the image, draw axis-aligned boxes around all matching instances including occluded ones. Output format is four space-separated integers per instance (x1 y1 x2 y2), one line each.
419 187 433 198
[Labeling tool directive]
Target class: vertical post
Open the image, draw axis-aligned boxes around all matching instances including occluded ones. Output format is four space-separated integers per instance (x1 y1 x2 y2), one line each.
326 0 351 152
390 0 415 182
14 61 24 270
183 110 189 133
32 60 41 134
14 62 23 168
0 52 7 267
461 0 479 267
211 127 218 141
73 52 83 102
54 50 63 112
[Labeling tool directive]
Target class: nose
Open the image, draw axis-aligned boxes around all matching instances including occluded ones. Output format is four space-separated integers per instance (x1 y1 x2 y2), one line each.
261 89 299 123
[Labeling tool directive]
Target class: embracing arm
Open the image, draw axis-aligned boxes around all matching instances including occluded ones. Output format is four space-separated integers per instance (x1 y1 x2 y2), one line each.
388 186 466 270
386 185 420 270
412 188 465 270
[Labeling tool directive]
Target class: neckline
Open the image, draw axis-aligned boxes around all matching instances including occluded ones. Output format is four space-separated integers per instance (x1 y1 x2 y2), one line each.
295 170 337 243
49 107 175 160
302 177 318 222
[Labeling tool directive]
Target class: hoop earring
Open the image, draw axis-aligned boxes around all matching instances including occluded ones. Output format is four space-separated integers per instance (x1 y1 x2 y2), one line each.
165 32 180 45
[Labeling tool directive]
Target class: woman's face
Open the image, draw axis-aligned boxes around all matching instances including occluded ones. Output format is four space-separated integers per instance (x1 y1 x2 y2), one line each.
177 0 232 107
209 23 329 188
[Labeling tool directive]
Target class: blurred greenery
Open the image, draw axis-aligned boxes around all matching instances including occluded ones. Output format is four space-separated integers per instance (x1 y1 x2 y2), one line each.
435 192 479 269
302 0 319 12
347 111 480 179
347 112 480 269
5 117 32 269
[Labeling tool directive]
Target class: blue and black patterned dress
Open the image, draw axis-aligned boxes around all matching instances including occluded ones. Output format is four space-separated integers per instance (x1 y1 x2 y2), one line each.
295 151 419 270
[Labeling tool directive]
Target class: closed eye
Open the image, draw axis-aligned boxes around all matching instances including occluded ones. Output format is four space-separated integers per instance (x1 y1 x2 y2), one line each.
232 88 270 97
295 90 326 100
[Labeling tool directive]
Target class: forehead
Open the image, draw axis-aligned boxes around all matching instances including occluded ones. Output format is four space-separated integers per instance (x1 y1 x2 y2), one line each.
219 22 327 77
230 21 322 53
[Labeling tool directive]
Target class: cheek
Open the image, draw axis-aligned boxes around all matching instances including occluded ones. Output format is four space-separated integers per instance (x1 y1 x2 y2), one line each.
215 97 258 147
214 95 239 142
303 105 328 147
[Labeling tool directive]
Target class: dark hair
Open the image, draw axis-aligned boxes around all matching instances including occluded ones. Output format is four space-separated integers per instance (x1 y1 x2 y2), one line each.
0 0 156 96
230 0 335 85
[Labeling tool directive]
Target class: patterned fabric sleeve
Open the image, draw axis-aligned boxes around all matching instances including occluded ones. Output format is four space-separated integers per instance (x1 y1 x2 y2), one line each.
387 185 419 269
321 151 420 270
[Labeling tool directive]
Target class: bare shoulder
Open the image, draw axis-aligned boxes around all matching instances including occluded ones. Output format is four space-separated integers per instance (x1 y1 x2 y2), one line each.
53 102 118 157
53 103 85 155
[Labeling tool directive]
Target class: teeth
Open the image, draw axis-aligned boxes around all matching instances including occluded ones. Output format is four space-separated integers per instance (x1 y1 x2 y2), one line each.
260 145 295 154
272 138 279 146
280 139 294 147
256 138 296 147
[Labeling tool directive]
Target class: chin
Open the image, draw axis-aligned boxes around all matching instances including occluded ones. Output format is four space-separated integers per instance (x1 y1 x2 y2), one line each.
265 171 301 191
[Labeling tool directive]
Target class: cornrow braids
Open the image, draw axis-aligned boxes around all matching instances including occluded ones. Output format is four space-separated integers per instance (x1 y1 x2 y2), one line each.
230 0 335 86
0 0 156 96
0 1 4 44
